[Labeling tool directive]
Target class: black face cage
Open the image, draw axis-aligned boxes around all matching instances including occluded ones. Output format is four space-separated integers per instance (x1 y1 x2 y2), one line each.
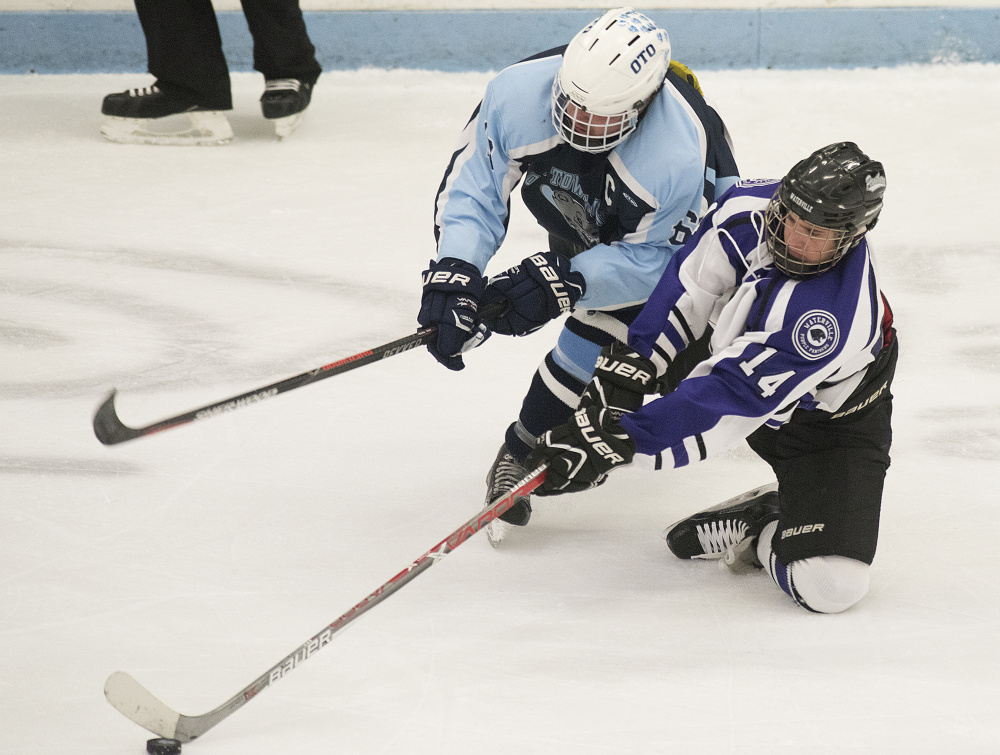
764 193 861 280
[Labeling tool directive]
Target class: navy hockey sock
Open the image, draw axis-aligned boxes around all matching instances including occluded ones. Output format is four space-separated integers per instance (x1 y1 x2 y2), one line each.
504 423 534 463
506 351 589 462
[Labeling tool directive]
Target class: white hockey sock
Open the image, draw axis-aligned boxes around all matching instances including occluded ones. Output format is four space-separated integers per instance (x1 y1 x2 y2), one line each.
757 521 871 613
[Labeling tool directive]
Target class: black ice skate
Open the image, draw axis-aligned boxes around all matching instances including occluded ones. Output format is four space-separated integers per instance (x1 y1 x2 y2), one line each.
100 85 232 146
483 443 533 548
663 482 779 570
260 79 313 139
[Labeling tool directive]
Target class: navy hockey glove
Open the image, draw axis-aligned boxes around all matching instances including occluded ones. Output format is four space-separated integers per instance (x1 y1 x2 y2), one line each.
480 252 586 336
417 257 487 371
580 342 662 421
526 405 635 496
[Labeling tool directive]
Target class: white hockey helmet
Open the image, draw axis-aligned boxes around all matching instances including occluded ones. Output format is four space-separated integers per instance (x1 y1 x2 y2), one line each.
552 7 670 153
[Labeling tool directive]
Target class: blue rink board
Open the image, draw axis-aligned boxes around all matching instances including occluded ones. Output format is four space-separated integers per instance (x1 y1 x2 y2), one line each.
1 7 998 74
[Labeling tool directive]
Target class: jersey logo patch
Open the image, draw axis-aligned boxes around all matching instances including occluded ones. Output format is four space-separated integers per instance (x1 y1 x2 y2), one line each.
736 178 778 188
793 310 840 360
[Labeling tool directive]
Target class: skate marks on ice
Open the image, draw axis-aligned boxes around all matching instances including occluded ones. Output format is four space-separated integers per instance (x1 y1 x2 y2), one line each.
951 322 1000 375
0 242 411 400
919 407 1000 461
0 455 143 476
876 243 1000 461
930 323 1000 459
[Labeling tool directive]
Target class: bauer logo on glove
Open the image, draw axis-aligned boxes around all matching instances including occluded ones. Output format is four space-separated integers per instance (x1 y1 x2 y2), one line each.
417 257 487 371
574 407 629 465
526 253 575 313
480 251 586 337
580 342 662 416
527 405 636 495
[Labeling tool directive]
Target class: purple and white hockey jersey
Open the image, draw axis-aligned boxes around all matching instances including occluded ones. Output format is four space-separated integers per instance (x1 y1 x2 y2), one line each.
620 179 894 467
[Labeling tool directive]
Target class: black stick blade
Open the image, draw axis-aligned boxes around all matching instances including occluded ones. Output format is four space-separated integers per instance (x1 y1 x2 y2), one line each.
93 390 144 445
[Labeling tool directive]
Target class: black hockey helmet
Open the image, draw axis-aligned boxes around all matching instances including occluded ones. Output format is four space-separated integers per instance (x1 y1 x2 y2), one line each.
765 142 886 279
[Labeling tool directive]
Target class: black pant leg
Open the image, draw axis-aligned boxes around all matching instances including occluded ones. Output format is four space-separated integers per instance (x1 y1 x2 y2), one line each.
746 337 898 565
134 0 232 109
239 0 322 84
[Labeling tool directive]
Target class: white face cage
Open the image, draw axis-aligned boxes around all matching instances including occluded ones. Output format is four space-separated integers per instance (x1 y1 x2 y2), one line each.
551 75 640 153
764 193 860 279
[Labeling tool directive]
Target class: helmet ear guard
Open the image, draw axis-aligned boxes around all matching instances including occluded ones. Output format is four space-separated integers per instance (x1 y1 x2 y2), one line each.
765 142 886 279
552 7 670 153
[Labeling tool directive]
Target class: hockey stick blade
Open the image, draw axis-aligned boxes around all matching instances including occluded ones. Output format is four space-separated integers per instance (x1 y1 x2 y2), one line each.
93 389 163 445
104 672 183 741
104 464 547 742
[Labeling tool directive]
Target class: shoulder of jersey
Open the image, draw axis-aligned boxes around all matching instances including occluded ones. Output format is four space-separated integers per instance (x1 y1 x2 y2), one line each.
735 178 781 191
485 53 561 114
493 49 562 90
723 179 781 203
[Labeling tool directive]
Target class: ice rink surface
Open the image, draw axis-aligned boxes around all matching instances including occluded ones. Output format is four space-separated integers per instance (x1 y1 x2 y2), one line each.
1 65 999 753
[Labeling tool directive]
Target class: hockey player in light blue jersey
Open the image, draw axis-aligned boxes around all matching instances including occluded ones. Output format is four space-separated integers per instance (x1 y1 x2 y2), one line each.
527 142 897 614
416 7 739 544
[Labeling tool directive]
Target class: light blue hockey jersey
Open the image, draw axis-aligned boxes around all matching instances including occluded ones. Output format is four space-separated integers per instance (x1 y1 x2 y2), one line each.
433 47 740 311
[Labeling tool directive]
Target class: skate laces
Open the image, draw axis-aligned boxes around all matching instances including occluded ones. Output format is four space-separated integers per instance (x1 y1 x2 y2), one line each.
484 448 529 547
693 518 750 559
489 453 529 500
128 85 161 98
264 79 302 93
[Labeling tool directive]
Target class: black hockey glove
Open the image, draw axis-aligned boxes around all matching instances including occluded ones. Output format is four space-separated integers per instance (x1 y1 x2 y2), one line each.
580 342 662 421
480 252 586 336
526 405 636 497
417 257 487 371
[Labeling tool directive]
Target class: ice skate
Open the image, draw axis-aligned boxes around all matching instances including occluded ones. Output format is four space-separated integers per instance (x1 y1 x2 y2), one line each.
100 85 232 146
663 482 779 567
260 79 313 139
483 444 533 548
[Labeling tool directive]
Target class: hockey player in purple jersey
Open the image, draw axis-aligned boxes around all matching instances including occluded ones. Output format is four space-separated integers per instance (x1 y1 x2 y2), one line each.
416 7 739 545
527 142 897 614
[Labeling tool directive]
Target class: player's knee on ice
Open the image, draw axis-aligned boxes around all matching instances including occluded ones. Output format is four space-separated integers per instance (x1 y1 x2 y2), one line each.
783 555 871 613
758 522 871 613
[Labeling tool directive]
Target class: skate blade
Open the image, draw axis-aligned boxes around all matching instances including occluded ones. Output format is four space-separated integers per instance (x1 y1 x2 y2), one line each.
485 519 511 549
100 111 233 146
271 112 304 139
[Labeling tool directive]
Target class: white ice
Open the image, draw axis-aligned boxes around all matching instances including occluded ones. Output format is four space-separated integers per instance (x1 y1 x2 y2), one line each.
1 65 999 754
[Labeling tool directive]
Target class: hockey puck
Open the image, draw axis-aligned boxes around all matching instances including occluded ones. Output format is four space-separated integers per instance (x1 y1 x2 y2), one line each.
146 738 182 755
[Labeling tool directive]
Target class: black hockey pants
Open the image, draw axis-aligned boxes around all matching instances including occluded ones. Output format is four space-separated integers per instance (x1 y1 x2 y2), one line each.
747 332 899 565
135 0 322 109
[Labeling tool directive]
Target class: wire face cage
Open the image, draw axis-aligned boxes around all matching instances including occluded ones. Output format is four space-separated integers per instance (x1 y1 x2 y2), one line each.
551 76 639 153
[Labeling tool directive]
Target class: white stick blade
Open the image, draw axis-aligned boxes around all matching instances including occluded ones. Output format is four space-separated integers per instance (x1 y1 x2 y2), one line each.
104 671 182 741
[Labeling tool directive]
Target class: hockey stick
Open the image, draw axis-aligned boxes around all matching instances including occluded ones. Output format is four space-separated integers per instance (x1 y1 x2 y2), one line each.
93 299 503 445
93 327 436 445
104 464 547 743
